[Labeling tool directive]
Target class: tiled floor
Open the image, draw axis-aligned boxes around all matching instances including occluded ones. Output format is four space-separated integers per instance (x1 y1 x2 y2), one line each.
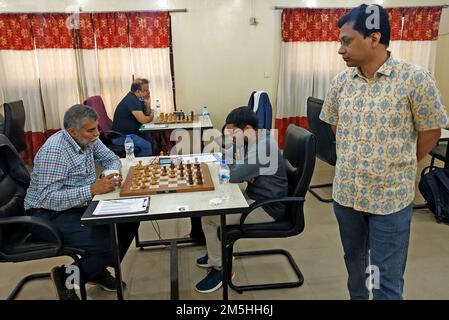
1 156 448 300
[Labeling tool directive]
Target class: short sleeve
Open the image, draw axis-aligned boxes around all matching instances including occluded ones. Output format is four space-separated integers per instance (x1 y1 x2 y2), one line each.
320 77 340 126
409 69 449 131
126 97 145 112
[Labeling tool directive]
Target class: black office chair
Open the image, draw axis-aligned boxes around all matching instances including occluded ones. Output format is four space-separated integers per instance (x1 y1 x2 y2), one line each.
306 97 336 203
0 134 87 300
224 124 316 293
3 101 27 153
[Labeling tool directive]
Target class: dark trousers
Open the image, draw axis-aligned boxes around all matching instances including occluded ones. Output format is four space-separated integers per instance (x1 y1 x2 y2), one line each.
28 207 140 281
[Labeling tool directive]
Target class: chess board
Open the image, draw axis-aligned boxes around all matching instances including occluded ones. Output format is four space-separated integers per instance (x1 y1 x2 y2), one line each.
120 159 215 196
154 112 197 124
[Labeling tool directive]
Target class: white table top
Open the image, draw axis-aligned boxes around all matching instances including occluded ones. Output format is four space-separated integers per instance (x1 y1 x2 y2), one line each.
440 128 449 140
139 115 213 131
88 157 248 220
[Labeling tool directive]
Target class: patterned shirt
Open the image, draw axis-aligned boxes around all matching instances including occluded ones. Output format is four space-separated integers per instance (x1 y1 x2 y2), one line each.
24 130 121 211
320 56 449 215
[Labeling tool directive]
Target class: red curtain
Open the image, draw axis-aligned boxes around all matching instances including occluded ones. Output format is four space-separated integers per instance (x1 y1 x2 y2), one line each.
92 12 129 49
0 14 34 50
127 12 170 48
30 14 75 49
282 8 349 42
402 7 442 41
76 13 95 49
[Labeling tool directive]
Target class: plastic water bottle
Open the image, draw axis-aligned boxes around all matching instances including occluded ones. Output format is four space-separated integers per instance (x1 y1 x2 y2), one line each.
202 106 209 116
124 135 135 164
154 99 161 120
218 159 230 200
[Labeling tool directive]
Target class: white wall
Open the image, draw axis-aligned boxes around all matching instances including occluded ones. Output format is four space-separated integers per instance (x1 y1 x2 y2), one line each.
1 0 448 126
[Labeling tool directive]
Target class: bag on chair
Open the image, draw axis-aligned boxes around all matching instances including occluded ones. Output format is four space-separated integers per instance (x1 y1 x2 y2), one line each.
418 168 449 224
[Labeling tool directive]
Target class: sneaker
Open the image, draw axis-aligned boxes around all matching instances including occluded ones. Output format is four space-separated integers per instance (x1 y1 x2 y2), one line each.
50 265 80 300
196 254 212 268
195 268 223 293
88 269 127 292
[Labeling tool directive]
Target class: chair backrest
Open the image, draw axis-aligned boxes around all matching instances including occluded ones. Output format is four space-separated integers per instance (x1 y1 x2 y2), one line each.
84 96 112 132
3 101 27 153
0 135 29 248
306 97 337 166
283 125 316 231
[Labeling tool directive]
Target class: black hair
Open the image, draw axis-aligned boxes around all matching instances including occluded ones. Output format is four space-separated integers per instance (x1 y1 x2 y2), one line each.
130 78 149 92
338 4 391 47
225 106 259 130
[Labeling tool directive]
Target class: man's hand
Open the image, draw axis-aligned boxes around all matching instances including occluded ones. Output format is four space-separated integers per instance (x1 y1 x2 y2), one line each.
90 174 122 195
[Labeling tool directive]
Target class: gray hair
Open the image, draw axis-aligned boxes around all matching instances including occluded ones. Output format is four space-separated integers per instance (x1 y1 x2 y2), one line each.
63 104 98 130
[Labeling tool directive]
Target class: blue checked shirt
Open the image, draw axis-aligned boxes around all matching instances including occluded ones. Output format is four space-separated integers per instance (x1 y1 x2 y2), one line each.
24 130 121 211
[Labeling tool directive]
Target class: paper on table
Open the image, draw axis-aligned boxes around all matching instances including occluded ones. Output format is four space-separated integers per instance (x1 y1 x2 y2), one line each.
92 197 149 216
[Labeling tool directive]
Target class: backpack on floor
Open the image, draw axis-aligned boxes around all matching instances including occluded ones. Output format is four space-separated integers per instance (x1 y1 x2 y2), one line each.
418 167 449 224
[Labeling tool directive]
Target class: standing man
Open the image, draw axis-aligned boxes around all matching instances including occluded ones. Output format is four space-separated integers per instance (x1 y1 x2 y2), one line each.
25 104 139 300
112 78 154 156
320 4 449 300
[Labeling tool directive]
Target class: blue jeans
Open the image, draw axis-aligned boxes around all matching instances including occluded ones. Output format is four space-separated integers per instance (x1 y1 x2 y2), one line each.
333 201 413 300
28 207 139 281
112 134 152 157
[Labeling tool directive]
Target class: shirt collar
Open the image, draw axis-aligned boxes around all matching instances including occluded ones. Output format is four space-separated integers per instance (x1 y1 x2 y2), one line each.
62 130 84 154
350 51 394 79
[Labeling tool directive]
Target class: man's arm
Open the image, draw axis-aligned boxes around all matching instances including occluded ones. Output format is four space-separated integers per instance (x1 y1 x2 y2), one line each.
33 148 94 210
131 110 153 124
331 125 336 135
417 128 441 162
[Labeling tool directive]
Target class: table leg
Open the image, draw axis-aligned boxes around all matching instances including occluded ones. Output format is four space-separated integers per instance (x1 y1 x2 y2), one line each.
110 224 124 300
170 240 179 300
220 214 228 300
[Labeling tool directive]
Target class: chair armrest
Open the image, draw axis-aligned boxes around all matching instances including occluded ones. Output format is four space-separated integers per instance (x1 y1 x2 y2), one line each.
0 215 63 251
102 130 123 140
239 197 305 227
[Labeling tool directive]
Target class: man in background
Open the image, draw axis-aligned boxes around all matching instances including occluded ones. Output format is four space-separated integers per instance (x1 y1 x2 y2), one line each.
112 78 154 156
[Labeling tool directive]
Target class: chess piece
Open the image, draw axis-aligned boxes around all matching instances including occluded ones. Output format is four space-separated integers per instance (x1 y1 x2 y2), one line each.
180 170 185 178
150 177 158 185
186 161 192 170
197 178 203 185
188 176 194 185
170 161 175 170
178 161 184 170
169 171 176 178
191 111 194 120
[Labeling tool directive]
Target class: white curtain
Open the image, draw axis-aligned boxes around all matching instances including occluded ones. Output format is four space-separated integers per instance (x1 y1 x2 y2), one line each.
97 48 133 117
277 41 346 119
0 50 45 134
132 47 174 113
77 49 101 101
390 40 438 75
35 49 81 129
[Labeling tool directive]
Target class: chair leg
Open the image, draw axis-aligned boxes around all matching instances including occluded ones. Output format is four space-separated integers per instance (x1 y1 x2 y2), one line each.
7 273 50 300
308 183 333 203
227 247 304 293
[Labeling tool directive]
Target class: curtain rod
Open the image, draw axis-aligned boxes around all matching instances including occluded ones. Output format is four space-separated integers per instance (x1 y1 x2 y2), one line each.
274 4 449 10
0 8 188 14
